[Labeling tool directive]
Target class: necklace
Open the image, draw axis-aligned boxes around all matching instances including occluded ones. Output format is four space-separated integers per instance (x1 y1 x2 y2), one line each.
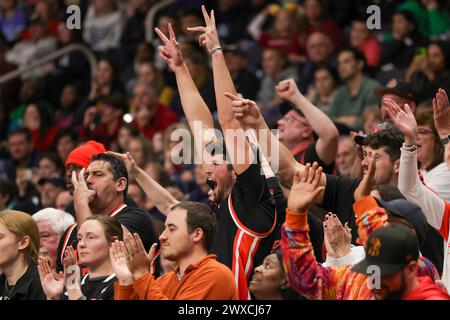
2 281 16 300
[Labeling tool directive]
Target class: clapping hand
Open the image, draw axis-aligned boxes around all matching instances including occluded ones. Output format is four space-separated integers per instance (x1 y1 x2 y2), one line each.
433 88 450 139
323 213 352 259
288 162 325 213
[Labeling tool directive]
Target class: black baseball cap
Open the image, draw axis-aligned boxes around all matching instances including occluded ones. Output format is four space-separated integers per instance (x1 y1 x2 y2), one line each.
375 198 428 247
352 224 419 276
374 78 417 103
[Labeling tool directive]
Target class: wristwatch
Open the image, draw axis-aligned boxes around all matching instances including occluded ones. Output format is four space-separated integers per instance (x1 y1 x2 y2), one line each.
441 134 450 145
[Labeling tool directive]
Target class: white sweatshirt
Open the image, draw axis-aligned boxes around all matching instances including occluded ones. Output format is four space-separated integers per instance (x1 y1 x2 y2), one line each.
399 148 450 291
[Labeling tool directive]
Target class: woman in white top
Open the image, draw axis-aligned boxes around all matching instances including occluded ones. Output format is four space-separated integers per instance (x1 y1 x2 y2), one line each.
385 89 450 292
415 107 450 201
83 0 124 53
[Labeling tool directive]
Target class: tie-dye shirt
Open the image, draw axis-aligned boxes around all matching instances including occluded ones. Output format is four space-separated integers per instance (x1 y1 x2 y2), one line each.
281 196 439 300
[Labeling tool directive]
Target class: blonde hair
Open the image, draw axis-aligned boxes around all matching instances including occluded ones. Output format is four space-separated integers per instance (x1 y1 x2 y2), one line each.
0 210 40 264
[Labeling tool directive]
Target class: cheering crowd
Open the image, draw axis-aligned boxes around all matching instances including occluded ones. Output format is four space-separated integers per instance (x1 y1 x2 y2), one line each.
1 0 450 300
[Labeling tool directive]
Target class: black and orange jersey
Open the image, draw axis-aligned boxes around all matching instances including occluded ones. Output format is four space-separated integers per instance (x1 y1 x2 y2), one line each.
56 205 159 273
210 163 278 300
293 142 335 174
61 273 116 300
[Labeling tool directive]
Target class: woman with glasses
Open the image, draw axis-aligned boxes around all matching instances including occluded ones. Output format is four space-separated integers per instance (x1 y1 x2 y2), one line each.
415 108 450 201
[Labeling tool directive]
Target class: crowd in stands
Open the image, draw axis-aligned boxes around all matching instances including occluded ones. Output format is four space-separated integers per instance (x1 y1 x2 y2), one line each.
0 0 450 301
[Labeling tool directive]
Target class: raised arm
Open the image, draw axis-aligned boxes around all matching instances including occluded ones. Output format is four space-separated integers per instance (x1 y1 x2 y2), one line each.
155 23 216 154
386 98 447 237
107 151 179 216
187 6 254 174
226 92 327 202
276 79 339 165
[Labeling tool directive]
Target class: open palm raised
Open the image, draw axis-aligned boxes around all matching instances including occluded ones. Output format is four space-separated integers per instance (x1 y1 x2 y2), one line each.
288 162 325 213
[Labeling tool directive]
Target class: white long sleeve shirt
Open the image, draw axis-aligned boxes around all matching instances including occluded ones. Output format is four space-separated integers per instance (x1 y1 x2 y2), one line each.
399 148 450 291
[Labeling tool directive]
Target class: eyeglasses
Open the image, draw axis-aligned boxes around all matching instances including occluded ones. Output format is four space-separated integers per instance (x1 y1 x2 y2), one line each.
416 128 434 136
282 115 309 126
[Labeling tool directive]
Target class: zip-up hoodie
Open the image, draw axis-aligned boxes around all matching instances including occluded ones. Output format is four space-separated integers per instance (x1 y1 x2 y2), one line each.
404 277 450 300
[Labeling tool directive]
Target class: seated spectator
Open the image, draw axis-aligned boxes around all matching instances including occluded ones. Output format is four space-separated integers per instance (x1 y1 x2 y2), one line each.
350 19 381 70
177 7 203 43
257 48 298 125
378 10 427 83
223 45 260 100
54 84 80 131
299 0 341 52
299 32 336 93
162 122 194 186
82 0 124 54
169 50 216 116
5 15 57 80
22 101 58 152
0 210 46 300
8 80 46 133
120 0 152 62
397 0 450 38
131 81 179 141
113 202 238 300
55 190 72 211
76 58 125 124
115 123 140 153
1 128 41 182
127 181 147 210
408 41 450 103
375 78 418 123
24 0 59 39
305 64 338 113
38 176 65 208
79 93 127 150
352 224 449 300
186 164 210 206
32 208 74 270
0 0 26 44
39 215 122 300
249 243 304 300
362 106 382 134
55 129 76 164
126 60 174 106
327 48 380 130
335 136 358 177
0 177 19 210
52 21 90 97
32 152 64 187
214 0 252 44
248 3 304 61
128 136 155 173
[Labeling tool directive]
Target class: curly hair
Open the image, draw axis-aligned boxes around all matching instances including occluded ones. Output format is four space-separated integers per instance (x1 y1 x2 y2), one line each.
363 127 404 162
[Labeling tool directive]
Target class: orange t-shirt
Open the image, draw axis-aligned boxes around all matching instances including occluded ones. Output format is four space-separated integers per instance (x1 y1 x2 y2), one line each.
114 254 238 300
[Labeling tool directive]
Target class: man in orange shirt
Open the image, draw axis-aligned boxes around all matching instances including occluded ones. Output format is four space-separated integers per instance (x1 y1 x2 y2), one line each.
111 201 238 300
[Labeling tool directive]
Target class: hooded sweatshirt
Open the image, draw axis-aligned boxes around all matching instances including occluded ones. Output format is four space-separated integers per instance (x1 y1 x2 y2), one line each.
404 277 450 300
